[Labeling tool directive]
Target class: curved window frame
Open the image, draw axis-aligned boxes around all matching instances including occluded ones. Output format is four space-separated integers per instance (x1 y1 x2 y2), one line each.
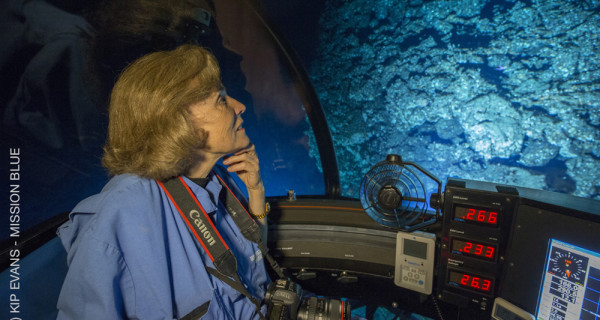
239 1 341 199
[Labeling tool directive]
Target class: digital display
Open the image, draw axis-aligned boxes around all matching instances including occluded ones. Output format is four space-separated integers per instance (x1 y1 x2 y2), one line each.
448 270 494 294
451 238 496 260
403 238 427 259
454 205 499 226
536 239 600 320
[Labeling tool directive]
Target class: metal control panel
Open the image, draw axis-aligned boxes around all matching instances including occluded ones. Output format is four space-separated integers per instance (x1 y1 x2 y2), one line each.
437 179 519 312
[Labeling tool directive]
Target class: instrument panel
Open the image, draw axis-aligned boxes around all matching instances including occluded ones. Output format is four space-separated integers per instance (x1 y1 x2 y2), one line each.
267 177 600 319
437 178 519 311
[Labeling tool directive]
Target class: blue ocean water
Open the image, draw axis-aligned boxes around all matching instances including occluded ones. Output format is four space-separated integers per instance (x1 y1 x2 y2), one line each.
284 0 600 200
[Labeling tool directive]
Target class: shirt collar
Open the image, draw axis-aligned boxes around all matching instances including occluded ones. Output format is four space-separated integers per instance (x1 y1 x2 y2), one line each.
181 172 222 213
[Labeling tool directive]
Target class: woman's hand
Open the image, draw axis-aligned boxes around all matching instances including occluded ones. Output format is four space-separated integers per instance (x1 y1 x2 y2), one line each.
222 143 263 192
222 143 267 241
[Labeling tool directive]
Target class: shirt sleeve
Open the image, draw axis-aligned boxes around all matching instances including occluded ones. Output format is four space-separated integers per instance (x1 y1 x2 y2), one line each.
56 237 131 319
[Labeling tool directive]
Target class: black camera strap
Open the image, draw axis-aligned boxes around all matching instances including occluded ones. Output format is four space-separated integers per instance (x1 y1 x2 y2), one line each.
212 168 285 279
158 176 238 277
157 169 283 320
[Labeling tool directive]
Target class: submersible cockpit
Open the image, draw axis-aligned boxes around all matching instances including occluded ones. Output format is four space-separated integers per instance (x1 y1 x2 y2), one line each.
1 0 599 319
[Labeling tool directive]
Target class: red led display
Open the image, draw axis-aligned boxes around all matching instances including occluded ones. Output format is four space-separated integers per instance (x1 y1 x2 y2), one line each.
451 239 496 260
453 205 499 226
448 270 494 294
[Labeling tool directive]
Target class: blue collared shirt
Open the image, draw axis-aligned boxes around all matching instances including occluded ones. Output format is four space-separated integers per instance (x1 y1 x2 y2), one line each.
56 172 269 319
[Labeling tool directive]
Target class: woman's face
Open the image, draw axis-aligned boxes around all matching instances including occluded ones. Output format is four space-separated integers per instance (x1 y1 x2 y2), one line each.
189 90 250 157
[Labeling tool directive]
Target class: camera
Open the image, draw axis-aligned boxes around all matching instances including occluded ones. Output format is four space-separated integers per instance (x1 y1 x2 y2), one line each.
265 278 351 320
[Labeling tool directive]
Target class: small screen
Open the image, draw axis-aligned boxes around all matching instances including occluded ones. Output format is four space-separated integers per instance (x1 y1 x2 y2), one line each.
403 238 427 260
536 239 600 320
454 205 499 227
494 304 523 320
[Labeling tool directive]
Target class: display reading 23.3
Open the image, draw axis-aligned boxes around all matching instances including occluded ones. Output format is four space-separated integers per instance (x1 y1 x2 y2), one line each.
451 239 497 261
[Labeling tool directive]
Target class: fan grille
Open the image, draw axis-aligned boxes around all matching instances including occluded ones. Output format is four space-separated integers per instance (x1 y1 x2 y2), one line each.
360 158 436 230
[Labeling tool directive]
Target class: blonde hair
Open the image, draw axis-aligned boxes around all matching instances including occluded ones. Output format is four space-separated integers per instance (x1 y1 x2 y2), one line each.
102 44 222 181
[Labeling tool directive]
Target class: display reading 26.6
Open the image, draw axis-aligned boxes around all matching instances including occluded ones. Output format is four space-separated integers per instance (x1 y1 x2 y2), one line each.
454 205 499 226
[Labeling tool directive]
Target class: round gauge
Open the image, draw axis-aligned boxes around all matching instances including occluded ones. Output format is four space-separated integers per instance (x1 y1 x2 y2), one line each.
549 249 586 282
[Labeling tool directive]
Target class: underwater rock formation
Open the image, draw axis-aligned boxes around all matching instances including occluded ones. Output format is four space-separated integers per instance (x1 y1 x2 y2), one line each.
310 0 600 199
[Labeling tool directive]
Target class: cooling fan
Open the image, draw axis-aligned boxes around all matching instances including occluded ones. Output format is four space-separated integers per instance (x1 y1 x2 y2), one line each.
359 154 442 231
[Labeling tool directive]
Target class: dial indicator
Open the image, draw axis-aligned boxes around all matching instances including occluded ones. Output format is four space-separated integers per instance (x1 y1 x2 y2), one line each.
548 247 588 285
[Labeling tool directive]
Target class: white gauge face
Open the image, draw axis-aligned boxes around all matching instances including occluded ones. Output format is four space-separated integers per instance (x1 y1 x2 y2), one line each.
549 249 587 283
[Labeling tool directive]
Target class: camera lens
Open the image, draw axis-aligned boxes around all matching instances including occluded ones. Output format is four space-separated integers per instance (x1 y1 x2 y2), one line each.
297 297 351 320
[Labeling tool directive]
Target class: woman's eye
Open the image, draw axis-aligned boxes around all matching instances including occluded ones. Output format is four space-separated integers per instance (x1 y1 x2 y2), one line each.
216 89 229 108
219 96 230 107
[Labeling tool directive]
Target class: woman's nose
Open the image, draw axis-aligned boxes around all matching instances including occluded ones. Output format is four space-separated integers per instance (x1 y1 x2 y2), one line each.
230 97 246 115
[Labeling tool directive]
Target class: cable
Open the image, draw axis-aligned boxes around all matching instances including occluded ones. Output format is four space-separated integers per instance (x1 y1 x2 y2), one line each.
431 295 445 320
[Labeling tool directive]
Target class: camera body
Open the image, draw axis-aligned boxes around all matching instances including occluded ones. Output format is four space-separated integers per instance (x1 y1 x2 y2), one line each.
264 278 350 320
265 278 303 320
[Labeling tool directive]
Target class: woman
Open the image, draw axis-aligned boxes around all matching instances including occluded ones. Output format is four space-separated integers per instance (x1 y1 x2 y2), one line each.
56 44 270 319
